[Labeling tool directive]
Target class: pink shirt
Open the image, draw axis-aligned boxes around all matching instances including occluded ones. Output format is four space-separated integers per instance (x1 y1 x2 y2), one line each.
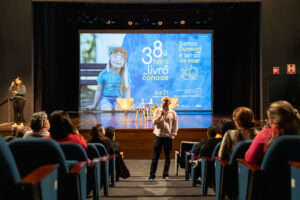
245 128 280 165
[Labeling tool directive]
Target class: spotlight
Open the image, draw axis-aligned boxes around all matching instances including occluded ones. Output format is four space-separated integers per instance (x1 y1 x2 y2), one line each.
105 20 111 25
157 21 163 26
180 20 186 25
174 21 179 25
128 20 133 26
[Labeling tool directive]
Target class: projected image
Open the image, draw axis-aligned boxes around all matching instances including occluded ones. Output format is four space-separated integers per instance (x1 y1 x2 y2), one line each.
80 31 212 111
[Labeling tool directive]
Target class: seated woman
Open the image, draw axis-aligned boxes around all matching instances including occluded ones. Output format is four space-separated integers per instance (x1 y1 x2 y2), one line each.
89 124 130 179
190 118 235 170
89 123 113 154
218 107 259 161
245 100 300 165
46 110 87 149
105 126 120 155
23 111 50 138
105 126 130 179
198 118 236 158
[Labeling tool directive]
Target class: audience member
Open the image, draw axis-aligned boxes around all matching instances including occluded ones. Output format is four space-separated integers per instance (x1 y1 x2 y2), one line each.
192 125 217 156
245 100 300 165
190 118 235 181
105 126 120 154
218 107 258 161
46 110 87 149
105 126 130 179
197 118 235 158
4 124 30 142
23 111 50 138
89 123 113 154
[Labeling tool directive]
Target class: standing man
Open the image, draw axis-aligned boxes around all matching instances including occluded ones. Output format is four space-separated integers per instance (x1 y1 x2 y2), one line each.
149 96 178 181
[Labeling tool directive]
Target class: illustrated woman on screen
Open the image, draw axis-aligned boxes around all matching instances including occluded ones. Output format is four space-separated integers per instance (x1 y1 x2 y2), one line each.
86 48 131 111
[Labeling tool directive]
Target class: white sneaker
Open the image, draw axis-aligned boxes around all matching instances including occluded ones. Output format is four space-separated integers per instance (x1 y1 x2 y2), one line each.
164 176 169 181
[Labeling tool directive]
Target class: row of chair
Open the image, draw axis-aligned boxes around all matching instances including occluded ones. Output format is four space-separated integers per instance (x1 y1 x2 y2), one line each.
0 136 118 200
180 135 300 200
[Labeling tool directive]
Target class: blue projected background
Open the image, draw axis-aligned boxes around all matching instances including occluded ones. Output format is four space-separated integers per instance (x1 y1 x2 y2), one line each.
80 31 213 111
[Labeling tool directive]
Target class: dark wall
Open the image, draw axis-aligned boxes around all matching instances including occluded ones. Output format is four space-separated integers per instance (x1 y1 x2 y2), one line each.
0 0 33 124
261 0 300 117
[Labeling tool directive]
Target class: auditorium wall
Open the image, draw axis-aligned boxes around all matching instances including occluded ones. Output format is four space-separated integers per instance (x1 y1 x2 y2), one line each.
0 0 299 123
0 0 33 124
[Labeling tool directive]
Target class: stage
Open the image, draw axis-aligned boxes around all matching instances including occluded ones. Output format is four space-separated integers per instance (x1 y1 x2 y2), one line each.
0 112 229 159
70 111 215 129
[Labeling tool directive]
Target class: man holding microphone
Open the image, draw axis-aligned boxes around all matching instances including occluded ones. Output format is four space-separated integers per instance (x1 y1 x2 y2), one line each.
149 96 178 181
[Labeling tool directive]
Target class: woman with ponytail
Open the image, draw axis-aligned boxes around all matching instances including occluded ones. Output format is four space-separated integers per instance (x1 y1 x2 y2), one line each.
218 107 259 161
245 100 300 165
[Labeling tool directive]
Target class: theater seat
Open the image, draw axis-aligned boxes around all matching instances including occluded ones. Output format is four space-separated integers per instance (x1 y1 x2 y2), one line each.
9 138 87 200
237 135 300 200
0 136 59 200
174 141 198 179
201 142 221 195
214 140 252 200
88 143 113 196
289 161 300 200
59 143 101 200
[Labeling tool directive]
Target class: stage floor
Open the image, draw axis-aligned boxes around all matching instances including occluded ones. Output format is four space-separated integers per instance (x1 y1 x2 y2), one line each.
70 111 216 130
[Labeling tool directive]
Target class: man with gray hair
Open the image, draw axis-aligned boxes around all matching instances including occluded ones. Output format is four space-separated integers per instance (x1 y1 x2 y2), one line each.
23 111 50 138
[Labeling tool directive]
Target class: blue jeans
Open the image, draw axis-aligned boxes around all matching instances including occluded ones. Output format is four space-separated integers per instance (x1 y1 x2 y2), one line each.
100 96 121 111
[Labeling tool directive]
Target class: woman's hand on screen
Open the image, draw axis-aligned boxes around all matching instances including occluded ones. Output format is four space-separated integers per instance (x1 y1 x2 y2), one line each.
86 105 96 110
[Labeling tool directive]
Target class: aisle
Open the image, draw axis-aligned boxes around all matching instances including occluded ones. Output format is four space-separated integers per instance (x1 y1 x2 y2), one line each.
94 159 216 200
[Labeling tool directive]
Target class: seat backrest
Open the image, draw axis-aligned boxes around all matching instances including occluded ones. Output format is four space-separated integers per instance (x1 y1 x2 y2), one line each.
261 135 300 170
59 143 89 163
229 140 252 166
0 136 21 197
86 143 101 159
260 135 300 199
9 138 69 177
211 142 221 161
180 141 197 159
90 143 109 156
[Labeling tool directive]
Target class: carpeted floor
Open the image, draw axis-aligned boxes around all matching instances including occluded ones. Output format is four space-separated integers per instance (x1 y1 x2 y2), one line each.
90 159 216 200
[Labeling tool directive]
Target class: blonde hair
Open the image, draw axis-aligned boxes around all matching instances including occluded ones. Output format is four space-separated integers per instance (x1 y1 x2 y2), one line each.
265 100 300 149
108 48 128 93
